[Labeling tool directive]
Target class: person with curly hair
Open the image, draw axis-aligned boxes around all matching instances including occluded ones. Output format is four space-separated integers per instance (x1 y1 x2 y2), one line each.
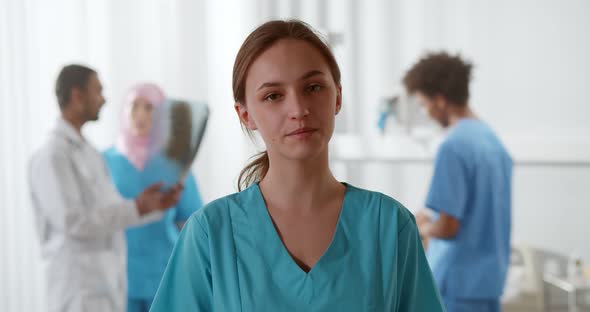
404 52 513 312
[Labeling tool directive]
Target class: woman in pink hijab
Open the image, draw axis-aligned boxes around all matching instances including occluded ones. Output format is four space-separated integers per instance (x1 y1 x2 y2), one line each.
103 83 204 312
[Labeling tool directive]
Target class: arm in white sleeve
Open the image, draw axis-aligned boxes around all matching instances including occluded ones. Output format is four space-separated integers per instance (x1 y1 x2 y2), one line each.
30 149 157 239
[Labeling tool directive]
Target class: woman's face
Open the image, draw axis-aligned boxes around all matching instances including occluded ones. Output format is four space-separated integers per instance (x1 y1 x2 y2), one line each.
130 97 154 136
236 39 341 162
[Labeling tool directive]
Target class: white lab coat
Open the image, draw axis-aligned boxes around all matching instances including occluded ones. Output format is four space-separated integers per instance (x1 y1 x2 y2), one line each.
29 118 161 312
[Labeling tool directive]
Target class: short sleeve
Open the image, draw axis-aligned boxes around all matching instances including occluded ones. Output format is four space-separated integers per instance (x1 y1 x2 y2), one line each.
175 173 204 222
426 143 469 219
395 216 445 311
151 214 212 311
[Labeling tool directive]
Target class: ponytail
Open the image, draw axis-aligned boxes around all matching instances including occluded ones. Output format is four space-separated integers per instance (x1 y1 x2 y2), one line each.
237 151 269 191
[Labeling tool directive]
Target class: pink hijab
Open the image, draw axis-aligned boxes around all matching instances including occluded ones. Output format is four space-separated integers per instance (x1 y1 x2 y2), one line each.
116 83 166 170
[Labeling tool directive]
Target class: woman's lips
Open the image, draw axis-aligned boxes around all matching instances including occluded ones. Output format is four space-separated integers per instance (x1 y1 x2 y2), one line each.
286 127 317 138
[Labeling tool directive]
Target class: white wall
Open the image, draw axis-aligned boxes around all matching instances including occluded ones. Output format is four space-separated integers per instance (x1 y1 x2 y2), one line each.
338 0 590 262
196 0 259 201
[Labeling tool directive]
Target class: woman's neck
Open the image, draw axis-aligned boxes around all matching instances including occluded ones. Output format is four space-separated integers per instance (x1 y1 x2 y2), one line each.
259 151 343 215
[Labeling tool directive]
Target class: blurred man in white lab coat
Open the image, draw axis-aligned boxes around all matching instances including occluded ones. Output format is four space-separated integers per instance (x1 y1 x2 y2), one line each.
29 64 183 312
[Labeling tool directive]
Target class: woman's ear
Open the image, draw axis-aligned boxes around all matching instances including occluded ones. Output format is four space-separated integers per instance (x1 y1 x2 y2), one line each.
335 85 342 115
234 102 257 130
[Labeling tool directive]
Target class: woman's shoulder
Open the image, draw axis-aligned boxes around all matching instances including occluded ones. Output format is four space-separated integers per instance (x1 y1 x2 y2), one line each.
102 146 120 158
344 183 414 230
187 187 252 229
102 146 132 165
102 147 131 171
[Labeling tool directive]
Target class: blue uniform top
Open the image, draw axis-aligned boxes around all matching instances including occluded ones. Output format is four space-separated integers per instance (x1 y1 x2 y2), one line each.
426 119 512 299
150 183 444 311
103 147 203 299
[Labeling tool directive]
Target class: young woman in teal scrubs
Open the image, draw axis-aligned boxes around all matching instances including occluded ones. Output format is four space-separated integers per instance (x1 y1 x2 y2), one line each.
151 20 444 311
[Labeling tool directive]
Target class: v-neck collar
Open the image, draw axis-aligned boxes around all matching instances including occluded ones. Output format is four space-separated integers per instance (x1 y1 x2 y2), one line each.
112 147 158 175
247 182 351 279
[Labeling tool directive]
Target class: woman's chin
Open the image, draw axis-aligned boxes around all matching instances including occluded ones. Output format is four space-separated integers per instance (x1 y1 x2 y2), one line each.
282 144 327 162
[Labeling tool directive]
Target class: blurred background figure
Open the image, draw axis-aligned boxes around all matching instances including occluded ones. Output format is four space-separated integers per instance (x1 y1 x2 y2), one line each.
28 65 182 312
405 53 512 312
103 83 204 312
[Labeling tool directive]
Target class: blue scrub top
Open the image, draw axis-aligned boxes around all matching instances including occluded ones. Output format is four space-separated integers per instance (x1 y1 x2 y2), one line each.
103 147 203 299
150 183 444 311
425 119 512 299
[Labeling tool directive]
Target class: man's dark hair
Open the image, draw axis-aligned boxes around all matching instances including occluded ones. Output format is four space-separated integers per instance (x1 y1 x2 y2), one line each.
55 64 96 109
403 52 473 106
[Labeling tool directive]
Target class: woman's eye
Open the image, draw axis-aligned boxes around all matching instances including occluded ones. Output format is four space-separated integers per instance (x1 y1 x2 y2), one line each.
306 84 322 93
264 93 282 101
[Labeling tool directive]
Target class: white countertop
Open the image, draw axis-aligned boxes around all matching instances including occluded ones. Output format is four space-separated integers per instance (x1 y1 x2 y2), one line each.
329 133 590 167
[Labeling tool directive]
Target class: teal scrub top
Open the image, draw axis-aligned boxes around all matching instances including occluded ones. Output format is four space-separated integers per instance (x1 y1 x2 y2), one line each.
426 119 512 299
151 183 444 311
103 147 204 299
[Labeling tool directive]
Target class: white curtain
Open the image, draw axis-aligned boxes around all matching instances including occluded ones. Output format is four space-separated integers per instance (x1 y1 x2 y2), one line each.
1 1 50 310
0 0 217 310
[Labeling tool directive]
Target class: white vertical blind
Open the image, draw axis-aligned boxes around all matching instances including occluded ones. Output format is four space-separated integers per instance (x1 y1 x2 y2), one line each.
0 0 210 310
